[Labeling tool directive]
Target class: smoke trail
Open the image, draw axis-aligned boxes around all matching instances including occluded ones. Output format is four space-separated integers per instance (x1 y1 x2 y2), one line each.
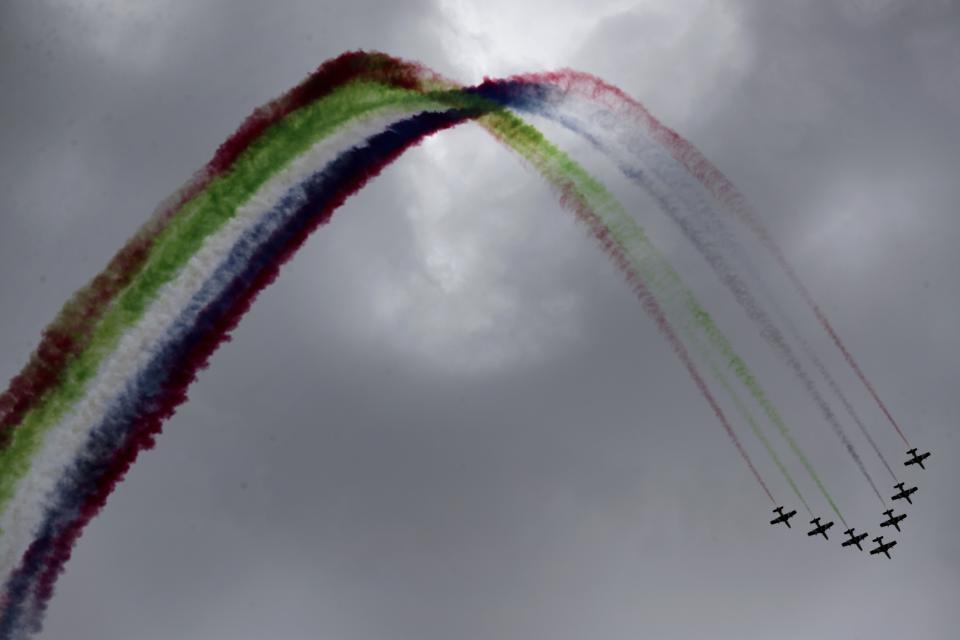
0 69 780 634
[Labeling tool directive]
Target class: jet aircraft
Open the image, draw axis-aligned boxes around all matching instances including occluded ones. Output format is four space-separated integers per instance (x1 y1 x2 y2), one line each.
891 482 917 505
769 506 797 528
870 536 897 559
807 517 834 540
880 509 907 532
841 528 868 550
904 448 930 469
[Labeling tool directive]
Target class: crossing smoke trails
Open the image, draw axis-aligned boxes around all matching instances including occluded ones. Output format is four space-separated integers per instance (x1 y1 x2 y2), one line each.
0 52 906 636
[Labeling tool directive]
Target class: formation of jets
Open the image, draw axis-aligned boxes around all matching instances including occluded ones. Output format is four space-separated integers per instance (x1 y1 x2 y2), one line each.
769 448 930 560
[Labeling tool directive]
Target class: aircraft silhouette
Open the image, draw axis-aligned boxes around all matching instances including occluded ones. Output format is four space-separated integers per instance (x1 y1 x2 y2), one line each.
807 517 834 540
891 482 918 505
880 509 907 532
769 506 797 528
870 536 897 559
904 448 930 469
841 528 868 551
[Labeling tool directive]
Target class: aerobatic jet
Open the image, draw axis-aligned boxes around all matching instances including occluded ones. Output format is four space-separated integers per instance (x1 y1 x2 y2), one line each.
807 517 834 540
880 509 907 532
904 448 930 469
891 482 918 505
841 528 868 551
870 536 897 559
769 506 797 528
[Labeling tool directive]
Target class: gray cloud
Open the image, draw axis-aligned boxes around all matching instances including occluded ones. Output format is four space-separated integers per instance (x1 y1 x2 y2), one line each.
1 1 958 638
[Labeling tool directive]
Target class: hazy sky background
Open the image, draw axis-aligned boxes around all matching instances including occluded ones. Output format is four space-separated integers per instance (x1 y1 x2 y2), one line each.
1 1 959 638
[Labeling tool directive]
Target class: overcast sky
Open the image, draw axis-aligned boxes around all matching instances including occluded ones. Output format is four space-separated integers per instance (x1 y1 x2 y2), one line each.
1 1 959 638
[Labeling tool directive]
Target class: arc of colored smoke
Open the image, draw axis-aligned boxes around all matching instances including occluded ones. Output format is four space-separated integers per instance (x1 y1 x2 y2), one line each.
5 57 788 544
471 79 852 518
0 57 781 635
